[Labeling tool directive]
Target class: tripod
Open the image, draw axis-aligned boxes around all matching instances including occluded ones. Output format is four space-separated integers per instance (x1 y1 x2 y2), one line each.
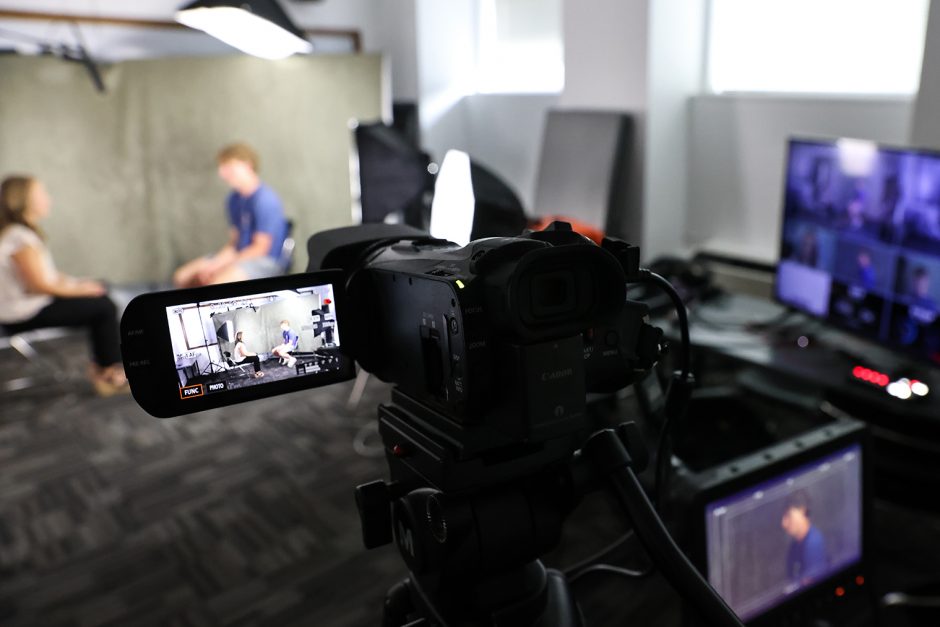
356 391 744 627
199 338 228 375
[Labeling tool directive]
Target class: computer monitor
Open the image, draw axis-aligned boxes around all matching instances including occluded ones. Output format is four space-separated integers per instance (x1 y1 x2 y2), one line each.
680 421 869 625
776 137 940 366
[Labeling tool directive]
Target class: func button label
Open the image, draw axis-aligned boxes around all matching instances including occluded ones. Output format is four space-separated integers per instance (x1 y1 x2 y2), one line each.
180 384 204 399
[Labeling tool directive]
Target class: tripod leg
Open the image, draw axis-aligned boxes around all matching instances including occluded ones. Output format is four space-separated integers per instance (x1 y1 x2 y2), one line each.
385 579 418 627
541 569 585 627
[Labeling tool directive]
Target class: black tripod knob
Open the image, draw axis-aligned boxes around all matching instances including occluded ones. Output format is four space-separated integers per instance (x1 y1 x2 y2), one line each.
356 480 393 549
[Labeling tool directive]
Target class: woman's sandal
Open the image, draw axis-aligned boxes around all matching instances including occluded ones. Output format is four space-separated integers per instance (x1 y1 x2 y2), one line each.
92 377 130 397
90 365 130 397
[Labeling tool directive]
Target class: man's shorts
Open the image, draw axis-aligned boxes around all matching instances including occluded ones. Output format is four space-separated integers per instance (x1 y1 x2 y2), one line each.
238 256 283 280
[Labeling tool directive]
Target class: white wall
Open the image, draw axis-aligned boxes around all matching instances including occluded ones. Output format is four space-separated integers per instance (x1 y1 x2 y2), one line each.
414 0 477 160
644 0 707 260
559 0 648 110
911 0 940 149
687 95 913 262
464 93 559 209
403 0 655 218
369 0 419 101
443 0 651 221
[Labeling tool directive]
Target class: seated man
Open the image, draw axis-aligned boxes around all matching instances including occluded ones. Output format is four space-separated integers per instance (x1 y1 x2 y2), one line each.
271 319 299 368
173 143 288 287
781 490 828 585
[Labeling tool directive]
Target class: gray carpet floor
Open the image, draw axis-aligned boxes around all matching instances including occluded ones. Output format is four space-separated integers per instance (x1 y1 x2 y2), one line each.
9 335 936 626
1 337 410 627
0 336 674 627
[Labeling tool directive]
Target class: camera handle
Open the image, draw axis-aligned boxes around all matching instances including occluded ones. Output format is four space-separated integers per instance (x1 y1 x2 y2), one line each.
581 428 745 627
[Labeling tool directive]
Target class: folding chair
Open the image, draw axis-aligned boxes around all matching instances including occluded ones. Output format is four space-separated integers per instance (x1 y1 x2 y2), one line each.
1 327 74 392
223 351 256 379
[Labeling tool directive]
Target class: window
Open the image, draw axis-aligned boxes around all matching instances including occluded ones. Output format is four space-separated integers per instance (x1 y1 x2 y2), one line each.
476 0 564 94
707 0 930 95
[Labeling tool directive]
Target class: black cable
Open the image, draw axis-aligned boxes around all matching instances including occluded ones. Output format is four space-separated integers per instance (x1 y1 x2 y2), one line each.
608 464 745 627
635 270 691 380
568 563 651 585
562 529 636 577
654 411 674 511
632 269 693 511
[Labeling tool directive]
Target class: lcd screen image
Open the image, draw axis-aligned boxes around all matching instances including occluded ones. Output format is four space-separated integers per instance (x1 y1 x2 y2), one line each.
166 283 342 399
777 139 940 363
705 445 863 621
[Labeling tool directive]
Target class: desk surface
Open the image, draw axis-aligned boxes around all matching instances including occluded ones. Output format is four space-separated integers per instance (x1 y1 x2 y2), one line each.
175 356 199 368
670 293 940 429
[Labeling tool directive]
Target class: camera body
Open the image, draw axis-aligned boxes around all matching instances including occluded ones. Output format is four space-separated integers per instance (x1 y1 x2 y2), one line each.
322 224 662 462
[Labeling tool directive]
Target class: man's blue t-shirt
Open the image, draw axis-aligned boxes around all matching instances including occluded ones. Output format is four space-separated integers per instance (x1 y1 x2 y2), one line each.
283 328 299 349
858 265 875 291
226 183 287 260
786 525 828 583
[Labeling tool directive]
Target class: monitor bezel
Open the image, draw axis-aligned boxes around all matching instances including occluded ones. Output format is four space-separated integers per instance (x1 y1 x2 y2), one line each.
689 422 871 625
773 135 940 369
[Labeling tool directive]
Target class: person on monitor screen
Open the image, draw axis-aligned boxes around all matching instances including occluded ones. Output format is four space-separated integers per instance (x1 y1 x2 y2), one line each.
271 319 299 368
897 266 938 347
781 490 828 585
856 248 876 291
233 330 264 378
841 185 874 235
793 156 836 219
795 230 820 268
911 266 936 310
173 143 287 287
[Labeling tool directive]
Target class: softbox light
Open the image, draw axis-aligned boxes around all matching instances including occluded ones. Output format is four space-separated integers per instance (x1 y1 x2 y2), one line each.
216 320 234 342
176 0 313 60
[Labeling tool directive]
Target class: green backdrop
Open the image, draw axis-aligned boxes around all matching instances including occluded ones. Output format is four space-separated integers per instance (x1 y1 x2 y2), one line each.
0 54 384 282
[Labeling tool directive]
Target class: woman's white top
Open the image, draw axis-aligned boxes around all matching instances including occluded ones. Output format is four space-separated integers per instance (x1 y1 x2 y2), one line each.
233 341 247 363
0 224 55 324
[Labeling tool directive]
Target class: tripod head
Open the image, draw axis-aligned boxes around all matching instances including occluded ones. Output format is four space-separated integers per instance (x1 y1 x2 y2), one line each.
356 391 644 626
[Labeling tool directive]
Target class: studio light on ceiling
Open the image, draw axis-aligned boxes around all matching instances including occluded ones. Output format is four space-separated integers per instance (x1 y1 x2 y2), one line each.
175 0 313 60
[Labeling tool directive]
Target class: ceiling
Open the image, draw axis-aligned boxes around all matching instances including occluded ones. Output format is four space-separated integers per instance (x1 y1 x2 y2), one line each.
1 1 204 21
0 1 323 21
0 0 361 61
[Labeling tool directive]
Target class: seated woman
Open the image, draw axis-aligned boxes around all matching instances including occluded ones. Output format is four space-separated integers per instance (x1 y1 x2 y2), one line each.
232 330 264 378
0 175 127 396
270 319 299 368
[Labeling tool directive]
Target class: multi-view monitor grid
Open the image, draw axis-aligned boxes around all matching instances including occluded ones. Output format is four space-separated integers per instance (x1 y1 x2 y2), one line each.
705 445 863 621
776 139 940 364
166 283 342 399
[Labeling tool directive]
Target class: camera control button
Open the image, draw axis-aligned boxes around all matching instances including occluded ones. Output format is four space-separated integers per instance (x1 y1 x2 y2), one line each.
605 330 619 347
179 384 204 399
448 317 459 335
125 357 151 369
